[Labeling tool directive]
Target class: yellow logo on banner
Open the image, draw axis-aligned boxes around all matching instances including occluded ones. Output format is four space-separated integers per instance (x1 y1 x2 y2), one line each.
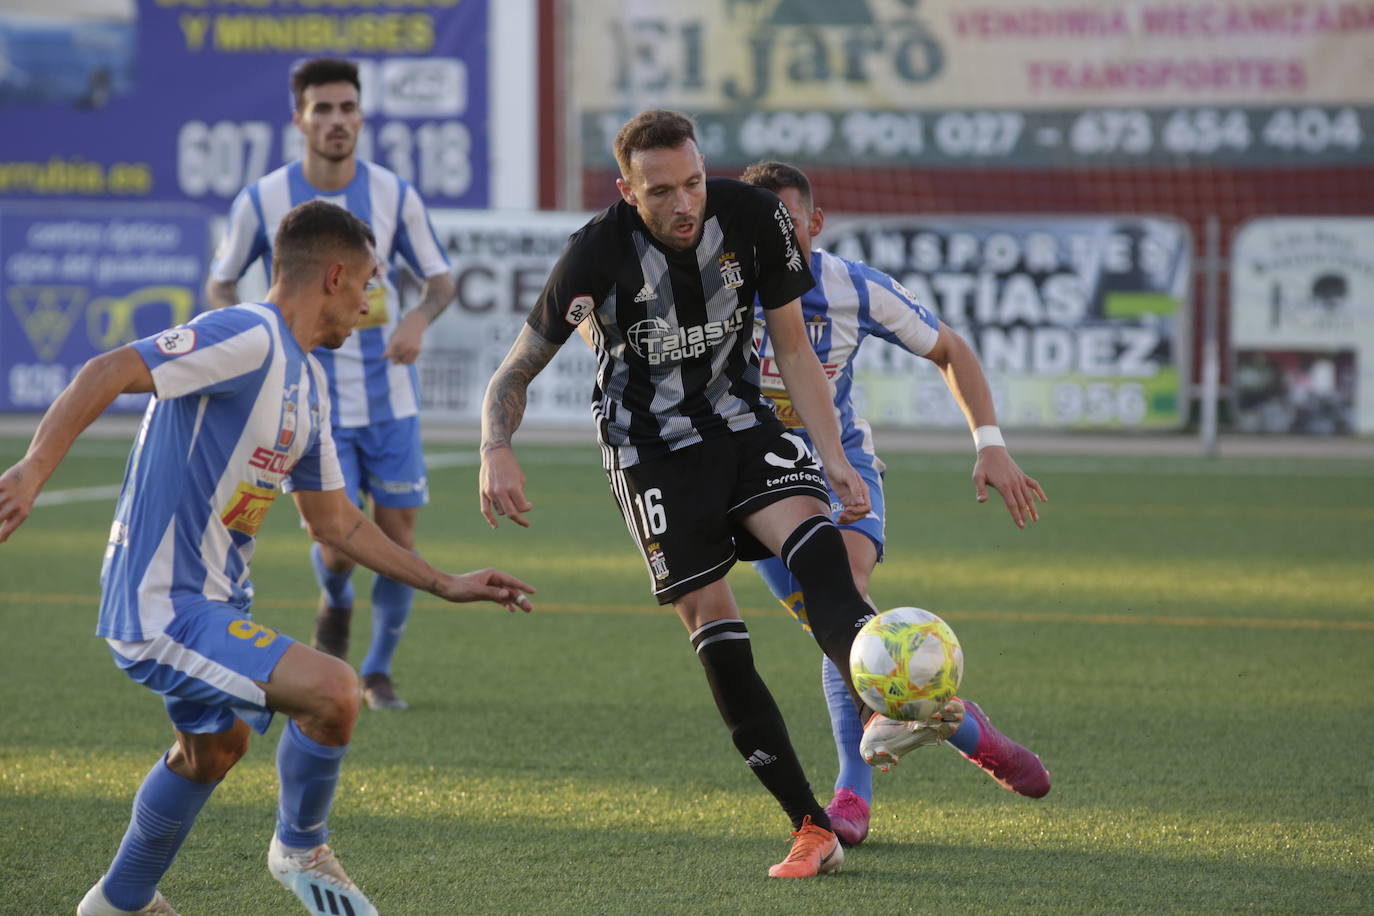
221 481 278 536
7 286 88 360
356 285 389 330
88 285 195 350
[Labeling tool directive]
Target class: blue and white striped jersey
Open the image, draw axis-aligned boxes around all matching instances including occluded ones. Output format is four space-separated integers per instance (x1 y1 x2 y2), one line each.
753 247 940 458
209 160 450 428
97 304 344 642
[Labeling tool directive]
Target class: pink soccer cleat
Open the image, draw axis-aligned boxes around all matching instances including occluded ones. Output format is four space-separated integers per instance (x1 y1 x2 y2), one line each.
824 787 870 847
958 699 1051 798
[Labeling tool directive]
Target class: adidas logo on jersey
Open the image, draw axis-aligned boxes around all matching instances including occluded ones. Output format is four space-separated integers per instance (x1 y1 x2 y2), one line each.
745 749 778 768
634 283 657 303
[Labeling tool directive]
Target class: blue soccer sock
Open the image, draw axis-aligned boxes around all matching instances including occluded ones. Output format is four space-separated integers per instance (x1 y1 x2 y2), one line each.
360 575 413 678
948 699 982 756
822 654 872 803
102 755 218 911
275 719 347 850
311 542 354 608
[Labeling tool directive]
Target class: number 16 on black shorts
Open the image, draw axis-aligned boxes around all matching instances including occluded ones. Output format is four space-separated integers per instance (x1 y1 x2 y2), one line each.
605 428 829 606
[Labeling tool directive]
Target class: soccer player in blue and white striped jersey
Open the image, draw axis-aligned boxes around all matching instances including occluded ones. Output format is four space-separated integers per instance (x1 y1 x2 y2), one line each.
1 201 533 916
207 58 456 711
742 162 1051 848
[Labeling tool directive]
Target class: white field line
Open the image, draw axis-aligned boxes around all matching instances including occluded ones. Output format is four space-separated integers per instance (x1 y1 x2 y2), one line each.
31 447 1373 509
36 450 481 507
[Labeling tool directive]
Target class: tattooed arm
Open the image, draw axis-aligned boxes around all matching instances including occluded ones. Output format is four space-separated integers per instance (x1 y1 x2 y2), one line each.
478 324 564 528
294 488 535 611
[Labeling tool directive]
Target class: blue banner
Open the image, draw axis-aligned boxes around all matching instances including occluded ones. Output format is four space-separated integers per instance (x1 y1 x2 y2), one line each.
0 0 489 208
0 204 210 411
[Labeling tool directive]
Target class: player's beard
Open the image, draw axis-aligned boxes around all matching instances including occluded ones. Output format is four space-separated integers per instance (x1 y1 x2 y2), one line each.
321 303 364 349
314 132 357 163
649 210 702 251
321 321 354 349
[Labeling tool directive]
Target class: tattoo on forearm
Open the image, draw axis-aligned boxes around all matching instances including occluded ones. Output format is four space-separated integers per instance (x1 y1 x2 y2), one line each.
481 373 527 453
481 329 561 451
343 519 363 541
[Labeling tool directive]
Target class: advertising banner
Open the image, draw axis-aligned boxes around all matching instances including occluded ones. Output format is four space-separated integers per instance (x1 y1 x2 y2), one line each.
1230 217 1374 434
0 0 489 207
1 203 209 411
570 0 1374 169
821 215 1191 429
415 209 596 424
415 209 1189 431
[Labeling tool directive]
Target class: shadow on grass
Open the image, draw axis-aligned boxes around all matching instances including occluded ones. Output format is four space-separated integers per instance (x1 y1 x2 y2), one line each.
4 794 1371 915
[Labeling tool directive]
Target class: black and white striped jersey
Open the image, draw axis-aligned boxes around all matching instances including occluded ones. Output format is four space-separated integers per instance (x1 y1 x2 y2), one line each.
528 178 815 469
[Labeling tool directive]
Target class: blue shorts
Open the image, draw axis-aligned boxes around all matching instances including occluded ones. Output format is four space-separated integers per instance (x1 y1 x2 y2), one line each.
751 450 887 631
106 601 295 735
333 415 428 509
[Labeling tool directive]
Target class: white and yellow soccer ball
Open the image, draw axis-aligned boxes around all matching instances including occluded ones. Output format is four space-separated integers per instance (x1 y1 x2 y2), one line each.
849 607 963 721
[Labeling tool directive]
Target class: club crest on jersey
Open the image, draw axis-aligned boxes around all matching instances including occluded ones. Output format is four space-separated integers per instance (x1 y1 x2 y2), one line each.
806 314 828 347
564 294 594 326
646 541 670 581
155 328 196 356
718 253 744 290
276 386 299 449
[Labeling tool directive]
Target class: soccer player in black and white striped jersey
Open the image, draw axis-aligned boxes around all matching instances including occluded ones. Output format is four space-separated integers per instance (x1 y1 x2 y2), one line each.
479 109 908 878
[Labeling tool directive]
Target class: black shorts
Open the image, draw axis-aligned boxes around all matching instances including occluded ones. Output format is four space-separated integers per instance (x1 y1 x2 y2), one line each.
606 425 830 605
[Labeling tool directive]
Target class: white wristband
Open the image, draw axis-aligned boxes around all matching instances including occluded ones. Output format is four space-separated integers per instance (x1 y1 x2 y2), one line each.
973 425 1005 451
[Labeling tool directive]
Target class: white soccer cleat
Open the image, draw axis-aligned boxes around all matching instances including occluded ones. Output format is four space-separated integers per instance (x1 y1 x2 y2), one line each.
268 835 378 916
362 672 409 711
860 698 965 772
77 882 181 915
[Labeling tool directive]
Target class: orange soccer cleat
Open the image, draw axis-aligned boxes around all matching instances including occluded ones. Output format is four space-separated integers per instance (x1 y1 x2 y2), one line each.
767 815 844 878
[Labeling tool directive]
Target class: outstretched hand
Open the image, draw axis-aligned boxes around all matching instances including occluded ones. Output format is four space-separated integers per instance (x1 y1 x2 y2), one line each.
0 460 41 544
973 447 1047 529
433 567 536 613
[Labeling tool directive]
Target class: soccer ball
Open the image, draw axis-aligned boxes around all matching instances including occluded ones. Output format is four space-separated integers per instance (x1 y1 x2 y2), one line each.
849 607 963 721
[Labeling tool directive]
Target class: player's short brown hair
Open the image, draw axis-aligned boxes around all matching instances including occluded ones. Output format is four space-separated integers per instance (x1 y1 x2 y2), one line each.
613 109 698 179
272 200 375 283
740 160 814 210
291 58 361 111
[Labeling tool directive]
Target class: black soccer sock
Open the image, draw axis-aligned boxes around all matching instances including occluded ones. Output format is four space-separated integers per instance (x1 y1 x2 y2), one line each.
691 619 828 831
780 515 876 722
